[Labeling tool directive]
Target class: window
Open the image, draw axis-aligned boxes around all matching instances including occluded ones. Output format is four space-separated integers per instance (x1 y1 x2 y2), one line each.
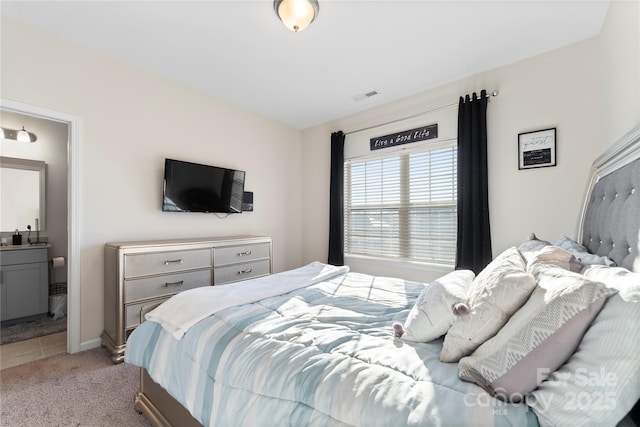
344 142 457 265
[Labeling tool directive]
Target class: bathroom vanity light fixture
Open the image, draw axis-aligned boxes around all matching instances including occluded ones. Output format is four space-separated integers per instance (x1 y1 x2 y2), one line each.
17 126 31 142
274 0 319 32
0 126 37 143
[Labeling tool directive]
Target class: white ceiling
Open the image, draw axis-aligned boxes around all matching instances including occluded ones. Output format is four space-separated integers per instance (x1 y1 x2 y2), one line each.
1 1 611 130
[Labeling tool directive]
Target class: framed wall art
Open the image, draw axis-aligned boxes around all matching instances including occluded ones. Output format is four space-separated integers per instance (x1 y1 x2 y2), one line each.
518 128 556 169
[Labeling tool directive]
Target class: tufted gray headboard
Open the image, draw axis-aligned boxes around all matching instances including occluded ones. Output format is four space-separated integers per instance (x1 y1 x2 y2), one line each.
579 124 640 273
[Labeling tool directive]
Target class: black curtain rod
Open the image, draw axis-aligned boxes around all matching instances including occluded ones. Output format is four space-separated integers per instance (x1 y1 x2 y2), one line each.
344 90 499 137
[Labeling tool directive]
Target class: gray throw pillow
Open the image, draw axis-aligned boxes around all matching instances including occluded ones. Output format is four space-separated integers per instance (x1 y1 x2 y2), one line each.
555 235 616 267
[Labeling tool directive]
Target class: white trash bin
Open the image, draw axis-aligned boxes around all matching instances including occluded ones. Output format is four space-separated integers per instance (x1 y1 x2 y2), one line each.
49 282 67 320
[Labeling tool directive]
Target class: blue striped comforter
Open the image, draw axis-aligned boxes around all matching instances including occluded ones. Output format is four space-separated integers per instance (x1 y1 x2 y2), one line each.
125 270 538 427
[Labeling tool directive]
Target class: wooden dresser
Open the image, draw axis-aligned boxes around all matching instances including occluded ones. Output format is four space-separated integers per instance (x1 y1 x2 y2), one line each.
101 235 272 363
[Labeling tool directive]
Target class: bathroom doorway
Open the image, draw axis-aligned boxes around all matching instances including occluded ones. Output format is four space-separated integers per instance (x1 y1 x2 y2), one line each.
0 112 68 366
0 99 81 365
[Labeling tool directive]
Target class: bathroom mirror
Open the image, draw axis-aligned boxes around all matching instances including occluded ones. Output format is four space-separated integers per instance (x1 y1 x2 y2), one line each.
0 156 46 232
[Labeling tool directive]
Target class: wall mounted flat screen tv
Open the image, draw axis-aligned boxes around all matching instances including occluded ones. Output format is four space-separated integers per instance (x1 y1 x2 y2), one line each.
162 158 245 213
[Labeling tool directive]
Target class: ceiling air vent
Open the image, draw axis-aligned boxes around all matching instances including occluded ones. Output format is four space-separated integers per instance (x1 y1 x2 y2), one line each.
352 90 379 102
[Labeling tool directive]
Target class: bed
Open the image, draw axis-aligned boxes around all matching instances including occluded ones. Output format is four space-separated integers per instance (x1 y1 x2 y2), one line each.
125 123 640 427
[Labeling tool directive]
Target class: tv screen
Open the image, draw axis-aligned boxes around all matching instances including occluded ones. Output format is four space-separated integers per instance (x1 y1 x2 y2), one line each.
162 158 245 213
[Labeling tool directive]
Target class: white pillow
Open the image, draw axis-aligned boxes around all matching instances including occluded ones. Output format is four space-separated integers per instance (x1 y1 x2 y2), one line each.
580 264 640 301
528 265 640 427
440 247 537 363
399 269 475 342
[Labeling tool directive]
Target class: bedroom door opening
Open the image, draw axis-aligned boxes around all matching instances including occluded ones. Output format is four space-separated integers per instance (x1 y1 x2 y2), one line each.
0 111 68 363
0 99 81 359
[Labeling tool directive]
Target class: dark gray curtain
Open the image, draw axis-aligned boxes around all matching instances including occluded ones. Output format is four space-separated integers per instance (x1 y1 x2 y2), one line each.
456 90 492 273
328 131 345 266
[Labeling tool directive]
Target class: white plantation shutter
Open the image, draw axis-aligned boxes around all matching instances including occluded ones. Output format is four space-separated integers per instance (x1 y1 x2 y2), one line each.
344 143 457 264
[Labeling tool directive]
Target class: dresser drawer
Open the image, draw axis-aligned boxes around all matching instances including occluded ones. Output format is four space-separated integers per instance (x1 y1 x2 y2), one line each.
125 297 171 330
214 259 271 285
213 243 270 266
124 248 212 278
124 268 212 303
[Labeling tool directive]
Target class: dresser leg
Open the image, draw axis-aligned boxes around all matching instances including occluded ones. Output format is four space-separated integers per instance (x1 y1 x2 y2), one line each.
100 331 125 364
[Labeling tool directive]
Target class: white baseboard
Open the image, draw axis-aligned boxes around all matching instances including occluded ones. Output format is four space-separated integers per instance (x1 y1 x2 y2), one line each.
78 337 102 353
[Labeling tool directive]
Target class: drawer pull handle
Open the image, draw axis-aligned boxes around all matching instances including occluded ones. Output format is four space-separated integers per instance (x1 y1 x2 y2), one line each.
165 280 184 288
238 251 252 257
238 269 253 275
164 259 183 265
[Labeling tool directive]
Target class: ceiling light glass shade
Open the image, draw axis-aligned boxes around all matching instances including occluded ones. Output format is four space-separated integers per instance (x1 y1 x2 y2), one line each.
17 126 32 143
274 0 319 32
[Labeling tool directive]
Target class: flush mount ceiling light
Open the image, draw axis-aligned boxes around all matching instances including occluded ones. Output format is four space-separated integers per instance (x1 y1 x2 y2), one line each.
0 125 37 143
274 0 319 32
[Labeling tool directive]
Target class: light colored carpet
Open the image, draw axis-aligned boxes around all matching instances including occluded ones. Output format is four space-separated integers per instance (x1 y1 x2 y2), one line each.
0 347 153 426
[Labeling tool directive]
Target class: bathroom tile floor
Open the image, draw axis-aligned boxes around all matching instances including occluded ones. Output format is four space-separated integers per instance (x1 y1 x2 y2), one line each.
0 332 66 370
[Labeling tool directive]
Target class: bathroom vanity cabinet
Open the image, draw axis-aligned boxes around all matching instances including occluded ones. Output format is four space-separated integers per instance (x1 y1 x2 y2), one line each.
0 246 49 321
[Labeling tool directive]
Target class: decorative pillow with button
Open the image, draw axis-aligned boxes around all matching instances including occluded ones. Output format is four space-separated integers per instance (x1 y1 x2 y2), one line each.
394 269 475 342
440 247 537 363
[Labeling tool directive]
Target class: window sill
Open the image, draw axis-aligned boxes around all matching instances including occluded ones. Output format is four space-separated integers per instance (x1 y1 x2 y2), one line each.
344 254 454 283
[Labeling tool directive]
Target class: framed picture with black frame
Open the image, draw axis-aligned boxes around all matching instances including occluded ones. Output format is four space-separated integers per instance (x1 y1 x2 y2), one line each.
518 128 556 169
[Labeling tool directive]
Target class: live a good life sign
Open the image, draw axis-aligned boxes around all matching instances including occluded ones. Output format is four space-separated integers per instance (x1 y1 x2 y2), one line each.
370 124 438 151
